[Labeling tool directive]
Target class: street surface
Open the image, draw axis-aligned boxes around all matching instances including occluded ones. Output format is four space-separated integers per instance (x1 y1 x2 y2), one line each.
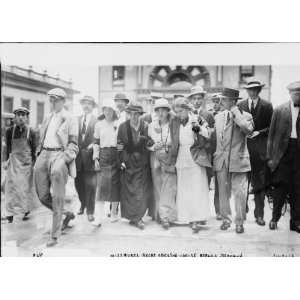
1 178 299 257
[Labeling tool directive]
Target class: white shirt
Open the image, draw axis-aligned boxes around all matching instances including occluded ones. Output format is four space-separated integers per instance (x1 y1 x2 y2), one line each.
43 110 63 148
291 101 299 138
94 119 118 148
248 98 259 111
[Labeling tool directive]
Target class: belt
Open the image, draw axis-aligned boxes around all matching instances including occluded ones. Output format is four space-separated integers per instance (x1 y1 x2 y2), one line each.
42 147 63 151
100 146 116 149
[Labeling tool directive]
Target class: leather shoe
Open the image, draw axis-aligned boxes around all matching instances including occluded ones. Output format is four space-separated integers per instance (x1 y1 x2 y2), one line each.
220 220 231 231
77 207 85 215
22 211 30 221
236 225 244 234
6 216 14 223
136 220 145 230
191 222 200 233
46 238 58 247
62 212 75 231
216 214 222 221
87 215 95 222
162 221 170 230
290 222 300 233
256 217 266 226
269 220 277 230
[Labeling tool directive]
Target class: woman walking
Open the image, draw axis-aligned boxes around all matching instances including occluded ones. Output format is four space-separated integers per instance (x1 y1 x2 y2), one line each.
92 99 120 226
168 98 211 233
117 102 154 230
148 98 177 229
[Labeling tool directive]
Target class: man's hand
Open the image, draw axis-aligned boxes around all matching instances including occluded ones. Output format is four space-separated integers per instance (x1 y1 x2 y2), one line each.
267 160 273 169
117 143 124 151
248 131 260 139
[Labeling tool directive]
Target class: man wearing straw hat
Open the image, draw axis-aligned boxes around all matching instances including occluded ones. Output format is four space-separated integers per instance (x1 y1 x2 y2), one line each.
239 79 273 226
213 88 254 234
114 93 129 128
75 95 98 221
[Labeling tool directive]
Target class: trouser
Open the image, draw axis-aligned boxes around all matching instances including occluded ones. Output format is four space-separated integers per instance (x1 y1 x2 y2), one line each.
271 139 300 225
254 191 265 219
216 163 248 225
34 150 69 239
94 201 118 223
150 152 177 222
75 171 96 215
214 174 220 215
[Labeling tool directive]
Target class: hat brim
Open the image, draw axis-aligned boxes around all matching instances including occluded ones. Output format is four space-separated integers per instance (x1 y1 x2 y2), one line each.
154 106 171 111
114 98 130 104
188 91 207 98
125 108 145 114
244 84 265 89
14 109 29 115
80 99 97 107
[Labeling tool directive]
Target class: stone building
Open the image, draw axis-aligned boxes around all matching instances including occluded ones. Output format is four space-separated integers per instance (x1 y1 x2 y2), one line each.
1 65 80 128
98 65 272 112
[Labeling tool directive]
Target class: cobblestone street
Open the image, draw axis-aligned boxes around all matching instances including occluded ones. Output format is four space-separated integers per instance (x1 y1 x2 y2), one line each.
1 179 299 257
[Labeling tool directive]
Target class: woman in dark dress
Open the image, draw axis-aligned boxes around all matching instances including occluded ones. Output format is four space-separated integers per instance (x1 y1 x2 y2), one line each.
117 102 154 230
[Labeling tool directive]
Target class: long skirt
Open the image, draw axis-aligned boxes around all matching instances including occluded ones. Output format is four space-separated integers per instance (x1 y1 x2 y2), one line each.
176 146 210 223
120 152 153 222
96 147 120 202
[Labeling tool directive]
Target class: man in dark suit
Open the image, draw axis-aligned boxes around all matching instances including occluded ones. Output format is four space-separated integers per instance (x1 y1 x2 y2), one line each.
239 79 273 226
75 95 98 222
267 81 300 233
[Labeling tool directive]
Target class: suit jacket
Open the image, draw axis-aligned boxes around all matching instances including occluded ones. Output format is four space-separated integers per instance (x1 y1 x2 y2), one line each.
37 109 79 178
239 97 273 161
75 114 97 172
267 101 300 172
167 116 212 169
213 106 254 173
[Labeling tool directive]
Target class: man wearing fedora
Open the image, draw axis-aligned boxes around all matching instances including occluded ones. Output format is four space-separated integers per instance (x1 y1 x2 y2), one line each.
75 96 98 221
34 88 79 247
239 79 273 226
213 88 254 233
114 93 129 128
267 81 300 233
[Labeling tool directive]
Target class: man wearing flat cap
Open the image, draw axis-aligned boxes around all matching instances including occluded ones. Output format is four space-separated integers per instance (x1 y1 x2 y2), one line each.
267 81 300 233
3 107 38 223
34 88 79 247
75 96 98 221
213 88 254 234
239 79 273 226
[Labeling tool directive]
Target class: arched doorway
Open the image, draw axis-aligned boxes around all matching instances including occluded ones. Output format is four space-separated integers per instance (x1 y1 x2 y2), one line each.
149 65 211 89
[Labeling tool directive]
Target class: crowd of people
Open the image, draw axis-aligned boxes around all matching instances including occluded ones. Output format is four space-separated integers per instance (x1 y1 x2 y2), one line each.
2 79 300 247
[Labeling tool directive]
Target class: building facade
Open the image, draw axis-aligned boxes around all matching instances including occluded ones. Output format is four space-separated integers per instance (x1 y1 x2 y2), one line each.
98 65 272 112
1 65 80 128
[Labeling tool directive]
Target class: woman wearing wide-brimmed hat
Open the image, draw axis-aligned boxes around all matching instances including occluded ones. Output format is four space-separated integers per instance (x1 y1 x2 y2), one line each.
148 98 177 229
92 99 120 226
167 97 211 233
117 102 154 230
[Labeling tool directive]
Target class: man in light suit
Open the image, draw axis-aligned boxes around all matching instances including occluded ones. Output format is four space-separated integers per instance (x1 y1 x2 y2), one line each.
239 79 273 226
34 88 79 247
213 88 254 234
267 81 300 233
75 96 98 221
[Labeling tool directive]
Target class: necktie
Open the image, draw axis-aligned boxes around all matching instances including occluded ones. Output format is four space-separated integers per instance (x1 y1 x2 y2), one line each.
226 111 231 125
81 114 87 135
251 100 255 115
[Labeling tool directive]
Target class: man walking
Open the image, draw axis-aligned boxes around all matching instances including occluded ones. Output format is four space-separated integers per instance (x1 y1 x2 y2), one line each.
239 79 273 226
267 81 300 233
75 96 98 221
213 88 254 233
4 107 38 223
34 88 79 247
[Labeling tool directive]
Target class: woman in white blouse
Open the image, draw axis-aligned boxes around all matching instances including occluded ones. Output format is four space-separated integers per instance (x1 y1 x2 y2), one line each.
148 98 177 229
92 99 120 226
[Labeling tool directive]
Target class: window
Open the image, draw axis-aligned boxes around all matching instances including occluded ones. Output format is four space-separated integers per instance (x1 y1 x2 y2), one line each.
3 96 14 113
21 99 30 110
240 65 254 83
112 66 125 86
37 102 44 125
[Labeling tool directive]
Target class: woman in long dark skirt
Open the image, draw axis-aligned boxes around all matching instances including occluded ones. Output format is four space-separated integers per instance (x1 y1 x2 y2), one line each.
117 102 154 230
